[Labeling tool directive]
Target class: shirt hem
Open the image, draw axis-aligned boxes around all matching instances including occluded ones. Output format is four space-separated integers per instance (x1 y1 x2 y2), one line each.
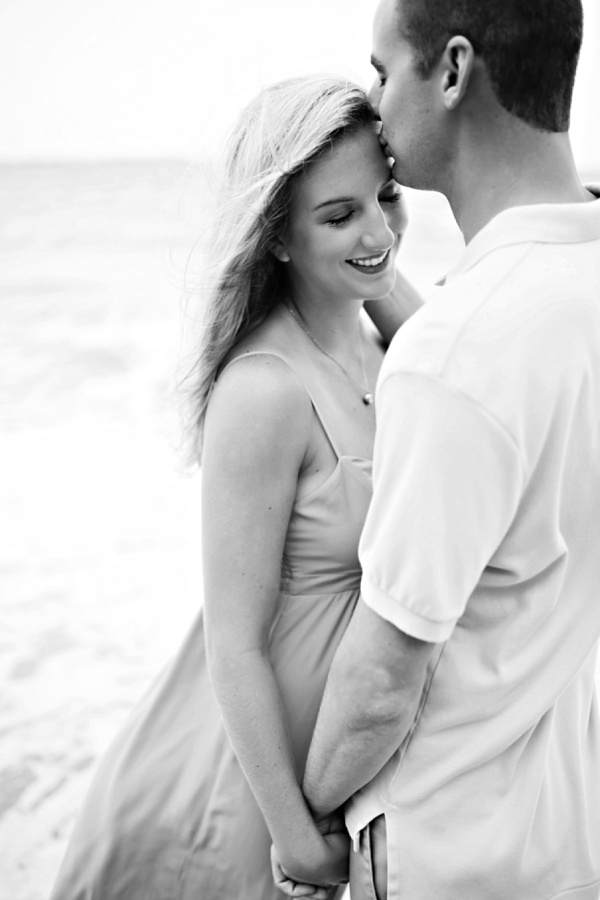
361 578 456 643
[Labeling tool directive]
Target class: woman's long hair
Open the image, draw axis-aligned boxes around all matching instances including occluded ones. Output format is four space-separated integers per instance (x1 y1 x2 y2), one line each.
181 74 374 462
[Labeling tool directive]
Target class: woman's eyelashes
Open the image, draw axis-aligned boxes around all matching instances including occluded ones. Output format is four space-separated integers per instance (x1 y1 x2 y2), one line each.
325 192 402 227
327 210 354 227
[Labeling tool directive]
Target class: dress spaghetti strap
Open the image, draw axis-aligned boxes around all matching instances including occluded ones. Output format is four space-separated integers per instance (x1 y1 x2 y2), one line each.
218 350 342 459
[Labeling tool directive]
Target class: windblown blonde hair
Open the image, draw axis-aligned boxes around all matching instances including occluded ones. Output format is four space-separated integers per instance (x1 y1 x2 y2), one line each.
182 74 375 461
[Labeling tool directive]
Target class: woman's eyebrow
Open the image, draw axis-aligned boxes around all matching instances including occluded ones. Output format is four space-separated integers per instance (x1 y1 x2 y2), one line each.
313 196 354 211
313 178 396 212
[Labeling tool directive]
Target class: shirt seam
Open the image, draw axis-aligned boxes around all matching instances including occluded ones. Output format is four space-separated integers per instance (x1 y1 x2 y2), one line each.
384 639 449 804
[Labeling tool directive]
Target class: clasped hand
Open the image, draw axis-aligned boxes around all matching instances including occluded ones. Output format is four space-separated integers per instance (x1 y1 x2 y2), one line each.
271 811 350 898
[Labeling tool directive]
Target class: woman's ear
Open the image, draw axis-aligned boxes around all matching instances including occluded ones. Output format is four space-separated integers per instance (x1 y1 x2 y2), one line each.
270 238 291 263
440 36 475 110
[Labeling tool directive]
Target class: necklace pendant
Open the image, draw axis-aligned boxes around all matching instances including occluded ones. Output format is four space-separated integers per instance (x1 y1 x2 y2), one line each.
285 303 374 407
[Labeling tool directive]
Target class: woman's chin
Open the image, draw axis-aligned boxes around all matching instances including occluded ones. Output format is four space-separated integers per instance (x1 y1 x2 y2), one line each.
361 271 396 300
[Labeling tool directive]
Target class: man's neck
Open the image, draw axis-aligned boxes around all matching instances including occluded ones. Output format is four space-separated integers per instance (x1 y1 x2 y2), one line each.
448 126 591 244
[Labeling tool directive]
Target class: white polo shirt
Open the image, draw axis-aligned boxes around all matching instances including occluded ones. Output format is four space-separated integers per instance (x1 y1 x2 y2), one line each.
350 191 600 899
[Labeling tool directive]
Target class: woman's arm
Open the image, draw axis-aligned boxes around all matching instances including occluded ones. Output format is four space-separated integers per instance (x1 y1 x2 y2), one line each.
201 354 348 894
365 270 424 345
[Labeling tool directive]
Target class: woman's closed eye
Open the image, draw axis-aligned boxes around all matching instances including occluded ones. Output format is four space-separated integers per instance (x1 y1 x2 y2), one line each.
325 184 403 227
326 194 401 227
327 210 354 227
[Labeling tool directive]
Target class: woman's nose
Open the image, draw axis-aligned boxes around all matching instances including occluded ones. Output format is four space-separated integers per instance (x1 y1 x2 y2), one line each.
362 205 395 250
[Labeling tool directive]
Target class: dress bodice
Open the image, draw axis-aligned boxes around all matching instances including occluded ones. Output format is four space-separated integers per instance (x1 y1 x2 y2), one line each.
282 454 372 595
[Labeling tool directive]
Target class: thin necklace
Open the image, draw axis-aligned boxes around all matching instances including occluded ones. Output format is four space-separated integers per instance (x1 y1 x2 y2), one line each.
285 301 374 405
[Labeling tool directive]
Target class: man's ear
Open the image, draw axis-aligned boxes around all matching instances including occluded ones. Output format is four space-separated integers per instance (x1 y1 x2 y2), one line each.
270 238 291 263
439 36 475 110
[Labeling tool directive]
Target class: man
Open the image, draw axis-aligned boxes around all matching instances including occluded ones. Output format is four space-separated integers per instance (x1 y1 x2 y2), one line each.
272 0 600 897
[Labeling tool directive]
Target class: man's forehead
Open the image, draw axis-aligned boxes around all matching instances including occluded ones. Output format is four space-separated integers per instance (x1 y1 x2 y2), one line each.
374 0 399 28
373 0 402 63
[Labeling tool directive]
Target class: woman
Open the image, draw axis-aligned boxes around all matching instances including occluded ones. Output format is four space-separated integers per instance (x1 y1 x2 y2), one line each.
50 74 421 900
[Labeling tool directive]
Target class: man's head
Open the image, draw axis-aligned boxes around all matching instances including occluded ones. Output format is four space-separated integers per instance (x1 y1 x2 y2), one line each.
370 0 583 189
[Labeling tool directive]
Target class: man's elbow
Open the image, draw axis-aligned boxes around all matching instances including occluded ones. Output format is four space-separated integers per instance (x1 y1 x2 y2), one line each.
337 658 416 732
332 628 433 733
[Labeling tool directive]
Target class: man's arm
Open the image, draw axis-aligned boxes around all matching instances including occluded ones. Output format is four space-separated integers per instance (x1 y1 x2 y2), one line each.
302 598 436 819
301 370 523 821
273 600 433 897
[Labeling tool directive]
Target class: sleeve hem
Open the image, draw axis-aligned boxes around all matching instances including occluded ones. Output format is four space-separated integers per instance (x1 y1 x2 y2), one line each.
361 577 456 643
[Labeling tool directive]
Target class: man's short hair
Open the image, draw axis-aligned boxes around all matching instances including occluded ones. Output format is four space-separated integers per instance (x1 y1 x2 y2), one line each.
398 0 583 132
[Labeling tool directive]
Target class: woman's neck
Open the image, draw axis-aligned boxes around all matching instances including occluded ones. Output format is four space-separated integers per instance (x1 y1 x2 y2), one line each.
285 293 365 359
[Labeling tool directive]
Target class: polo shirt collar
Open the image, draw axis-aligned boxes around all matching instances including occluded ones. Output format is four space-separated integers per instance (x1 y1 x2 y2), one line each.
446 185 600 282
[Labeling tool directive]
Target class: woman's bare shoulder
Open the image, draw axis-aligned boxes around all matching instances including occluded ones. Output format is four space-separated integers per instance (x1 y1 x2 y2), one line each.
215 349 305 405
206 345 312 460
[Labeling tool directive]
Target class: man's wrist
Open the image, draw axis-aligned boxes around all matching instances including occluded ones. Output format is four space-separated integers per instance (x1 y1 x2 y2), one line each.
303 779 338 824
314 808 346 837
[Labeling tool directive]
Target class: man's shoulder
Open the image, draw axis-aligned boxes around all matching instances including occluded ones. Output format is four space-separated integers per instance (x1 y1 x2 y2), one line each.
383 235 600 402
383 257 520 380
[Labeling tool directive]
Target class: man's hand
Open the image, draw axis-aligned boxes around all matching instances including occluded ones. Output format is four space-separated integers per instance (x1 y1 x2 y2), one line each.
270 813 350 898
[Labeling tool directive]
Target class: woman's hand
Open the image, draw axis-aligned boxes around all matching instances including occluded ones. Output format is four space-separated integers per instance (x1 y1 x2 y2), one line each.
365 272 424 346
270 814 350 898
271 847 329 899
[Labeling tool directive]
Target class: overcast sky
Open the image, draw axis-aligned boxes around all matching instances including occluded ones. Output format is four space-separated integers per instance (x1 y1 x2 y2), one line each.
1 0 599 173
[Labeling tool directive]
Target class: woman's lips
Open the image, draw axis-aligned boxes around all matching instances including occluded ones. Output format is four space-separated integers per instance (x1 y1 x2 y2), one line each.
346 249 391 275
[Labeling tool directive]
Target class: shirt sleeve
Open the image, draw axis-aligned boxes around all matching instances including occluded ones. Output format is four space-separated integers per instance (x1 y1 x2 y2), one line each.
359 372 525 643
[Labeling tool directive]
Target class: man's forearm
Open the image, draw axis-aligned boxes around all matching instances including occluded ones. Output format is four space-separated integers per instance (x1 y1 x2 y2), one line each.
303 683 413 819
302 600 435 819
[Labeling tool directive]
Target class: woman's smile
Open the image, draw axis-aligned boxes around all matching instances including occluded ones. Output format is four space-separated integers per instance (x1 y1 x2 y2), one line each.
346 248 391 274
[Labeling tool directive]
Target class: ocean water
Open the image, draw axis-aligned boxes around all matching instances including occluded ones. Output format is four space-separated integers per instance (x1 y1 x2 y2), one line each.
0 161 214 898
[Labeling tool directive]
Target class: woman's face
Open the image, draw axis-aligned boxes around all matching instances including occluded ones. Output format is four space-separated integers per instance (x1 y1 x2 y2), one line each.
277 126 407 306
